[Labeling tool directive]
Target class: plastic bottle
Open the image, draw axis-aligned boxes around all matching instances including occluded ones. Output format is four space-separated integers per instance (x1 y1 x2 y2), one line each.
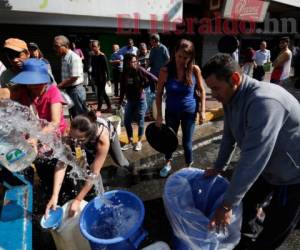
115 106 125 126
0 130 37 172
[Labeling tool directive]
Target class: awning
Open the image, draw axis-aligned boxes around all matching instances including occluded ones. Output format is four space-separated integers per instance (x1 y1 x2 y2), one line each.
0 0 183 29
272 0 300 8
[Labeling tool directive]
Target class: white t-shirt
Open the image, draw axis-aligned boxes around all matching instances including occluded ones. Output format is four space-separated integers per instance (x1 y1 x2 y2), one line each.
254 49 271 66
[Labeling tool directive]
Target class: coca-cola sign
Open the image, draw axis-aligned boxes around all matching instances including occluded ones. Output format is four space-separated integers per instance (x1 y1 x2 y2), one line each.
223 0 270 22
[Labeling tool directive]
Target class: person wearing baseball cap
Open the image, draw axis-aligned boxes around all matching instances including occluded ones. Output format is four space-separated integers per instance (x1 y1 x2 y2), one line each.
0 38 29 88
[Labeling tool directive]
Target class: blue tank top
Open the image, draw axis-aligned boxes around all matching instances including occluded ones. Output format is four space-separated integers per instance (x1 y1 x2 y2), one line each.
165 74 197 113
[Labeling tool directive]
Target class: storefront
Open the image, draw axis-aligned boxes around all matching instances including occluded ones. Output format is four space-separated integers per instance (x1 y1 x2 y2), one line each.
200 0 300 64
0 0 184 80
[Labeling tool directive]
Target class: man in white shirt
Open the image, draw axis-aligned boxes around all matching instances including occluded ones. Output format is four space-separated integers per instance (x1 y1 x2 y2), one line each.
253 41 271 81
54 35 87 117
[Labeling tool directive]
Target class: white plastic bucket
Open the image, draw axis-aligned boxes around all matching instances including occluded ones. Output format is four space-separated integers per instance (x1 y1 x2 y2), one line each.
142 241 171 250
107 115 122 135
50 200 91 250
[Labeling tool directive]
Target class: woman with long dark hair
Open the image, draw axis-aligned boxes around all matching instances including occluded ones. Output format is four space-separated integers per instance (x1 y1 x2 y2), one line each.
119 53 158 151
156 39 206 177
45 111 130 217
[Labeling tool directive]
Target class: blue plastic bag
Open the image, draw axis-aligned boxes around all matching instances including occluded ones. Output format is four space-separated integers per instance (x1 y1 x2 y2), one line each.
163 168 242 250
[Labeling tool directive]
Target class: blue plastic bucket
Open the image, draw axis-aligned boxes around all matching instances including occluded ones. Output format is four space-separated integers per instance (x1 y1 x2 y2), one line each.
80 190 148 250
163 168 242 250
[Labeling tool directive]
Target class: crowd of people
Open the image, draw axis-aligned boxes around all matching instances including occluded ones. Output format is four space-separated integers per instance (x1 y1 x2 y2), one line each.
1 34 300 250
0 34 206 213
241 37 293 85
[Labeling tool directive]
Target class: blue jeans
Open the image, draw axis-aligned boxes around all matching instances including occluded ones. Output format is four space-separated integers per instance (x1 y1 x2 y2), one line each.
66 84 88 117
145 86 156 113
165 111 196 165
124 98 147 139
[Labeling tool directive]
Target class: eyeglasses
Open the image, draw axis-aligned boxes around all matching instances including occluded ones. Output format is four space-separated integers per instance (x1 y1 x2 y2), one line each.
130 60 138 64
64 135 87 146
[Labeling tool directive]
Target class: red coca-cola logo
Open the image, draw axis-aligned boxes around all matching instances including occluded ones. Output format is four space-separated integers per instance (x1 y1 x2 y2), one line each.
232 0 264 20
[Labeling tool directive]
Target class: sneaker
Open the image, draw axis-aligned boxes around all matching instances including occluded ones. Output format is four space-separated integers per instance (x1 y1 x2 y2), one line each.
121 143 133 151
160 164 172 177
134 141 142 151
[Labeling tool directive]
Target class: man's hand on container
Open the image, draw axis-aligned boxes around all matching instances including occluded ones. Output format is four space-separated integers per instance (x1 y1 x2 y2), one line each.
208 204 232 233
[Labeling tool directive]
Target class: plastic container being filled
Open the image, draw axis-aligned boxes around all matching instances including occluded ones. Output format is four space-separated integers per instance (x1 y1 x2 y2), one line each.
50 200 91 250
80 190 147 250
163 168 242 250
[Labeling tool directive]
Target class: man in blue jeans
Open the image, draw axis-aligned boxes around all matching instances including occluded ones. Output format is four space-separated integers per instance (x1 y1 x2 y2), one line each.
202 53 300 250
54 35 88 117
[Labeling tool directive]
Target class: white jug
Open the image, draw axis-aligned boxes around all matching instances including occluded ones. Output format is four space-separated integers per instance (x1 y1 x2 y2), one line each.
107 115 122 135
51 200 91 250
142 241 170 250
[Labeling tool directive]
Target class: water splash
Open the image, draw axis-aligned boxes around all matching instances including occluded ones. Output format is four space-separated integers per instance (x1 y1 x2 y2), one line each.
0 100 104 196
90 202 138 239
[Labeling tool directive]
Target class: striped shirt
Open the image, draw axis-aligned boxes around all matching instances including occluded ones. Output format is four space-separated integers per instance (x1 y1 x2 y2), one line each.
61 49 83 86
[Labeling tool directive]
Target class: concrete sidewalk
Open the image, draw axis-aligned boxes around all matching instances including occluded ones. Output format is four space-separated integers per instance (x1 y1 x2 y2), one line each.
85 88 224 174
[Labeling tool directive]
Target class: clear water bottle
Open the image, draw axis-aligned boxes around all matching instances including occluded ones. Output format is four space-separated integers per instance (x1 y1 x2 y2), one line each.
0 130 37 172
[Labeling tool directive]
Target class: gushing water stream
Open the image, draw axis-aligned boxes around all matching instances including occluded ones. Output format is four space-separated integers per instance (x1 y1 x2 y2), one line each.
0 100 104 195
0 100 142 238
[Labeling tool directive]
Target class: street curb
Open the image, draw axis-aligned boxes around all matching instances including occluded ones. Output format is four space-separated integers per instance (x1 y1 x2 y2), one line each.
118 107 224 144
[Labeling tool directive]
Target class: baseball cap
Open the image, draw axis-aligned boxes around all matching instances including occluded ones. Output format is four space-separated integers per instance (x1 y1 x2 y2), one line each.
4 38 28 52
10 58 50 85
28 42 39 50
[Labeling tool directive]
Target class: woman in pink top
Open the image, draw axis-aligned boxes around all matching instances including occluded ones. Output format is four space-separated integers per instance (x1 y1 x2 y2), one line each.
71 42 85 61
32 84 67 134
10 58 68 135
10 58 72 212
